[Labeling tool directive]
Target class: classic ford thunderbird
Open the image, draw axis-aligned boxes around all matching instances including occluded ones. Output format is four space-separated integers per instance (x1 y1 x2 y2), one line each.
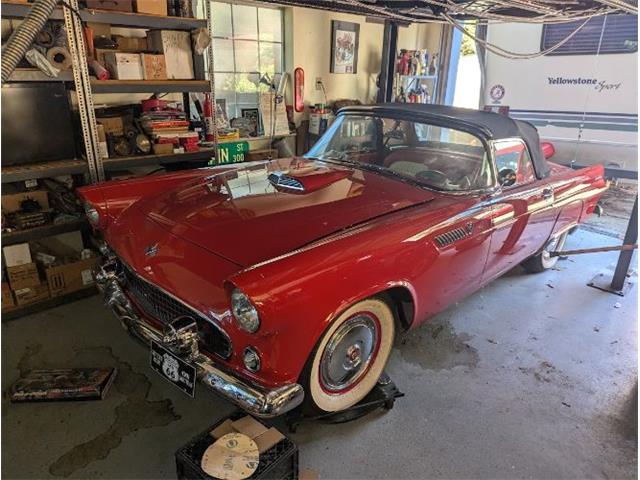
79 104 607 417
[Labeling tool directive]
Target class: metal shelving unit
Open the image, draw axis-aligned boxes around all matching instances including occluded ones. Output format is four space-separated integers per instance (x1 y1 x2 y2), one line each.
2 1 207 29
0 1 218 318
2 0 218 182
2 219 89 246
88 79 211 94
2 159 88 183
2 286 97 321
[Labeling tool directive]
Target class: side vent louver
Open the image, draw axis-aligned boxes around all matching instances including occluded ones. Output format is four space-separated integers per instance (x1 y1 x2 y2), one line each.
434 227 469 248
268 172 304 191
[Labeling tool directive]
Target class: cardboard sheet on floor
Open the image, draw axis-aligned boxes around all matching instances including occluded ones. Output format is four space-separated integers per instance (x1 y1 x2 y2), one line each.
9 368 117 402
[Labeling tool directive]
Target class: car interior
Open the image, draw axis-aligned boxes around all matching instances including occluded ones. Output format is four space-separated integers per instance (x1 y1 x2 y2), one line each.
308 115 494 192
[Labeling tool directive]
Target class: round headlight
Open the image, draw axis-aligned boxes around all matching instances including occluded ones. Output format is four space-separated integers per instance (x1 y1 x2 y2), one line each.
231 288 260 333
83 202 100 226
243 347 261 372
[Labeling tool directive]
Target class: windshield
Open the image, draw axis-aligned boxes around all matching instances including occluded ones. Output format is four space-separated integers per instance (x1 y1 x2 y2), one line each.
305 114 493 192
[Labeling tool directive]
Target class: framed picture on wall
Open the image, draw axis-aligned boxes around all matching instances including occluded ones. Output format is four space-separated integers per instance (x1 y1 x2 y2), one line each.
241 108 261 136
331 20 359 74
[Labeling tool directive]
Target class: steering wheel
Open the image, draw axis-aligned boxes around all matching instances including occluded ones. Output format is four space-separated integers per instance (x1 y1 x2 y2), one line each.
416 169 449 186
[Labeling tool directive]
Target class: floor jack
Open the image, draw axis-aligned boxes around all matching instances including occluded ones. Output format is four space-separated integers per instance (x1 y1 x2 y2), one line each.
284 373 404 432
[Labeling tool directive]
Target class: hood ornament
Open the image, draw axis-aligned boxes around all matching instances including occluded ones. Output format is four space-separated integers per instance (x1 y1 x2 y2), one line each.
144 243 159 257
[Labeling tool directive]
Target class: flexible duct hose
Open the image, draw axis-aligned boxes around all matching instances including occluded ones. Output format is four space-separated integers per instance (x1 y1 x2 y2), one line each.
1 0 60 83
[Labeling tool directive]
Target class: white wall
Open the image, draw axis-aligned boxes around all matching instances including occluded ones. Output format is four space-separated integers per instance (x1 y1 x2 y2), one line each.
286 7 441 122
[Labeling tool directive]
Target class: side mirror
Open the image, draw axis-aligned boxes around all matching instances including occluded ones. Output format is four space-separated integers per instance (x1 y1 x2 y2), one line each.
498 168 517 187
541 142 555 159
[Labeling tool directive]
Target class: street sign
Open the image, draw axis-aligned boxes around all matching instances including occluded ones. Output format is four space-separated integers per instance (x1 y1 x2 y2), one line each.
211 141 249 165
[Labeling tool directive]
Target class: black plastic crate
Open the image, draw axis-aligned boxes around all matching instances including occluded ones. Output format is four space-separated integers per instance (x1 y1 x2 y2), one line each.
176 412 298 480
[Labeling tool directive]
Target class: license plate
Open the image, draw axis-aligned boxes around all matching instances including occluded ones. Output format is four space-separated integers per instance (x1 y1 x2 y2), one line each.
150 341 196 397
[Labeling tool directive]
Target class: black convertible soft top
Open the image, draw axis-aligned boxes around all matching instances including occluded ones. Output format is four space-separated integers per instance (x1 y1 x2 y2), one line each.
338 104 550 179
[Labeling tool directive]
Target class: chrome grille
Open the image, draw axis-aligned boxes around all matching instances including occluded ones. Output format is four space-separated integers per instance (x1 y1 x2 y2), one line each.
434 227 469 248
121 264 231 358
268 172 304 191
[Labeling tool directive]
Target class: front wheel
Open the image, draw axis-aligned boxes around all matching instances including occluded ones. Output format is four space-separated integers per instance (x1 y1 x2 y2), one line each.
521 231 568 273
300 298 395 414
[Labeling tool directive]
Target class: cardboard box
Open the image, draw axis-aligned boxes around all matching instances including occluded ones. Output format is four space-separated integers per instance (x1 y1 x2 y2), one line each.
153 143 174 155
97 124 109 159
147 30 194 79
87 22 111 40
113 35 148 53
104 52 144 80
94 48 117 67
2 190 49 214
135 0 167 16
86 0 133 12
97 115 124 136
7 263 40 291
46 257 98 297
209 415 284 455
141 53 167 80
3 243 32 267
14 283 50 307
2 282 16 311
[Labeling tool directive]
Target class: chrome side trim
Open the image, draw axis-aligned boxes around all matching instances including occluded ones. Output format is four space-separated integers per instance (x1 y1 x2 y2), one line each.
93 260 304 418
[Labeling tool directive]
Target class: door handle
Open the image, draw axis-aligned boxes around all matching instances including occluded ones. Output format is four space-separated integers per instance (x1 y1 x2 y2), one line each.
542 187 554 199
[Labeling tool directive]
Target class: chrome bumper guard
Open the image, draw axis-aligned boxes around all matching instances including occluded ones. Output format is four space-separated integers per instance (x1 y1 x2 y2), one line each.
93 260 304 418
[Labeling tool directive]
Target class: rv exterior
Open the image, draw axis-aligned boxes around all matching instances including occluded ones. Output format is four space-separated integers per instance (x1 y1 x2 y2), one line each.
482 15 638 171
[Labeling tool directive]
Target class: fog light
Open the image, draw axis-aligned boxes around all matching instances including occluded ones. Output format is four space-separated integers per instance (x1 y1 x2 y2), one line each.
243 347 261 372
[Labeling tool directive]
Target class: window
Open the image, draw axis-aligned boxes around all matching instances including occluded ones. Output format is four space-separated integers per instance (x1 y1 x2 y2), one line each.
306 114 492 192
211 2 284 120
541 14 637 55
494 140 535 186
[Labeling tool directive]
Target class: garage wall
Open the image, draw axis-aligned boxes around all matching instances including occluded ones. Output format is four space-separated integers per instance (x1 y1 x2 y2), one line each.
285 6 441 122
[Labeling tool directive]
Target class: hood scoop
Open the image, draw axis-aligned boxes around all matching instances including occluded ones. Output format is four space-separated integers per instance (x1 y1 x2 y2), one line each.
268 172 305 192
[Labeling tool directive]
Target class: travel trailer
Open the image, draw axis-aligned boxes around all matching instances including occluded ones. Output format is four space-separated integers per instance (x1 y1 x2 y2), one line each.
482 15 638 171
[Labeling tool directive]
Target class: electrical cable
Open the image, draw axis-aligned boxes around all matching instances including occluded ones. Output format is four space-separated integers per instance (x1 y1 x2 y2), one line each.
442 13 592 59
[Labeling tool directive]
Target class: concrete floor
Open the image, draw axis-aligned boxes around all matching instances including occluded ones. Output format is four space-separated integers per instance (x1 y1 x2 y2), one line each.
2 228 637 479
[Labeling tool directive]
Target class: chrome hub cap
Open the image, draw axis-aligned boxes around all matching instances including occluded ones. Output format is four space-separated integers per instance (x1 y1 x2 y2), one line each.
542 232 567 267
320 314 378 392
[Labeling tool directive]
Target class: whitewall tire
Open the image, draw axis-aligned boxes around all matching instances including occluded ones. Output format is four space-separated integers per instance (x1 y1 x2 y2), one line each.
521 231 568 273
304 298 395 413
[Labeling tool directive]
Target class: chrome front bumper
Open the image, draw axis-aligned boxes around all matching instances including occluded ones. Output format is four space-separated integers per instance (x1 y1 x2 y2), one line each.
93 260 304 418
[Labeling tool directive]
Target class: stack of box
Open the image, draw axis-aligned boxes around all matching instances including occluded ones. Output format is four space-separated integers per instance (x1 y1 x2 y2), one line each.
3 243 50 309
1 232 100 312
95 29 194 81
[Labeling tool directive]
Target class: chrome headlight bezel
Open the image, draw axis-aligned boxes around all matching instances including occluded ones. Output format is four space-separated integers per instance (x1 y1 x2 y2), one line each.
231 288 260 333
83 201 100 226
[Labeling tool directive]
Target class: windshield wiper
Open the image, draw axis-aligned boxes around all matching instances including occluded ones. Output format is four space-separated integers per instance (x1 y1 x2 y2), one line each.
355 163 442 190
306 156 444 191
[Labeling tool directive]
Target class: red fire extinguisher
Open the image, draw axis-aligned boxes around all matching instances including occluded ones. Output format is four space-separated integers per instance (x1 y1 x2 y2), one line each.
204 93 215 142
294 67 304 113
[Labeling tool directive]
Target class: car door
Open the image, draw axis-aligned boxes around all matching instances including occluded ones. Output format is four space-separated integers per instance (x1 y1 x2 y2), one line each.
482 139 557 283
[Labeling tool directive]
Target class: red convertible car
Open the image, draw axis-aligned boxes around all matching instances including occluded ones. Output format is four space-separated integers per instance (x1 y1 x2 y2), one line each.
79 104 607 417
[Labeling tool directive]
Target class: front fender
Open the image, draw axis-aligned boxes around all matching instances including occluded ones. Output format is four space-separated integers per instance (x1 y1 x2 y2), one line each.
77 169 209 230
229 211 432 386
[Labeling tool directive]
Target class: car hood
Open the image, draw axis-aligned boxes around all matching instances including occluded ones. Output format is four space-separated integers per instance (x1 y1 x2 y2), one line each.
132 157 436 266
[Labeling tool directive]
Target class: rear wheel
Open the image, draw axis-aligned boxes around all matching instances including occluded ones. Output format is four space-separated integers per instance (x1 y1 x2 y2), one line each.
521 231 568 273
300 298 395 414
